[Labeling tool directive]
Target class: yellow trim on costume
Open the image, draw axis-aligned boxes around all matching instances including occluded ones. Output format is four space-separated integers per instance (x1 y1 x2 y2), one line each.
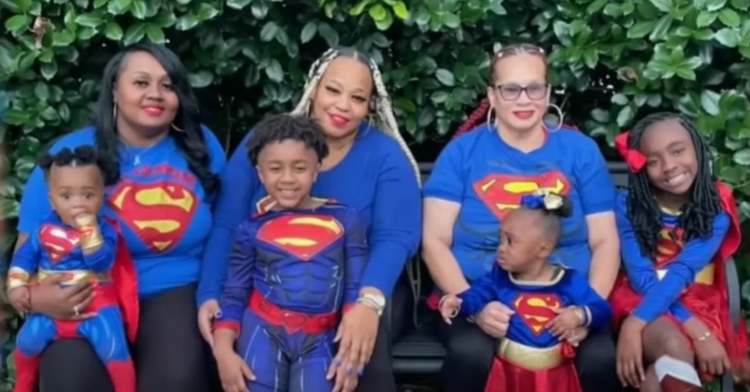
496 338 564 370
7 267 31 290
37 269 110 284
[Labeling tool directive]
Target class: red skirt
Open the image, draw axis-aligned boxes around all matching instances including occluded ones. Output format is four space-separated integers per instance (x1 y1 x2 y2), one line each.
484 356 581 392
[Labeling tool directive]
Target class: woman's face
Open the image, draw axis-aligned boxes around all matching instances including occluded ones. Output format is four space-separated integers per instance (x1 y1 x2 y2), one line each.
487 53 549 133
310 56 373 140
113 51 180 138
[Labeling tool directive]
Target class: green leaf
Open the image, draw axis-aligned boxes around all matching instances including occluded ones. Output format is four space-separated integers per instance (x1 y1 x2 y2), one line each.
145 25 165 43
349 0 369 16
649 0 672 12
368 4 387 21
40 62 57 80
317 22 339 47
612 93 629 105
714 28 740 47
374 11 393 30
189 71 213 88
627 20 656 38
227 0 252 10
175 14 199 31
732 148 750 165
649 15 672 41
731 0 750 10
706 0 728 11
435 69 455 86
75 13 104 28
107 0 132 15
131 0 148 19
587 0 607 13
196 3 219 20
104 21 124 41
123 23 147 45
696 12 717 28
392 1 409 20
591 108 610 122
300 21 316 43
4 15 30 33
616 105 634 127
431 91 449 104
371 32 388 48
718 8 741 27
34 82 49 101
700 90 721 115
260 21 279 42
265 59 284 82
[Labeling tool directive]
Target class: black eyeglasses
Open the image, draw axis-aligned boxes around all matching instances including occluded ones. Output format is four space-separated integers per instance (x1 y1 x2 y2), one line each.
493 83 548 101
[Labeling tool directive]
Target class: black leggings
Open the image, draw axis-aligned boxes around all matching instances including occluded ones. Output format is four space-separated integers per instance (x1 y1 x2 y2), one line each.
38 284 213 392
353 274 412 392
436 317 622 392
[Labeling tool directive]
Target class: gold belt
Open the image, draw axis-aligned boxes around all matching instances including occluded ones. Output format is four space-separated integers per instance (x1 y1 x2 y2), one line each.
496 338 564 370
37 269 110 284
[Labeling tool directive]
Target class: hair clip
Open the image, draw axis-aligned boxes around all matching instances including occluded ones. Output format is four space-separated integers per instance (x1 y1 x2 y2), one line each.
519 189 563 211
614 132 647 172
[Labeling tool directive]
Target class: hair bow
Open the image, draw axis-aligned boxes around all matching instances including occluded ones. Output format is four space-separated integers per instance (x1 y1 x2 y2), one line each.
614 132 647 172
520 190 564 211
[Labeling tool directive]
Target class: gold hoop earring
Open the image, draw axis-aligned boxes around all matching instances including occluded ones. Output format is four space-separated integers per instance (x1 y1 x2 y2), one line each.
548 103 564 131
170 123 185 132
486 106 497 129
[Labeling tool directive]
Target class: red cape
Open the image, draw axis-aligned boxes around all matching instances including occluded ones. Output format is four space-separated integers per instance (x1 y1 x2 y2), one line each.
105 218 139 342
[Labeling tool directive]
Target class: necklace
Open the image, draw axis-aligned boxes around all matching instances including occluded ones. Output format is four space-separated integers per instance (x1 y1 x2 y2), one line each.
122 140 160 166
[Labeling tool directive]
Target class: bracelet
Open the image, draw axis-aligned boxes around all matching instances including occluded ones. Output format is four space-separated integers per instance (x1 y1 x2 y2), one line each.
694 331 712 342
355 297 382 313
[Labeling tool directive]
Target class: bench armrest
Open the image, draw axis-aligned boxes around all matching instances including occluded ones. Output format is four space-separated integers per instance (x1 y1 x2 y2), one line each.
721 256 741 392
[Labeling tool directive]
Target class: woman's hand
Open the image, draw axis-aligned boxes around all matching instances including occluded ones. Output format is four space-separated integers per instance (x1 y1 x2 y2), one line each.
214 346 254 392
330 362 359 392
616 316 647 388
438 295 461 324
326 303 379 382
198 299 221 347
693 333 730 376
475 301 514 338
30 273 94 319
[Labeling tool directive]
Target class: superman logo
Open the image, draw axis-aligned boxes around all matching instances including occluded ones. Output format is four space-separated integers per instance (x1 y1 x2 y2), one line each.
655 226 684 265
109 180 197 252
257 214 344 260
472 171 571 219
39 224 79 262
512 293 562 336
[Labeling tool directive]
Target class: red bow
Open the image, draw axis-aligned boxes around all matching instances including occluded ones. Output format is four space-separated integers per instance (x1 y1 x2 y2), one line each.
614 132 647 172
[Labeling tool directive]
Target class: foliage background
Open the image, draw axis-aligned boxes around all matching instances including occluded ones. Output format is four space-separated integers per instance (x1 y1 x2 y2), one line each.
2 0 750 390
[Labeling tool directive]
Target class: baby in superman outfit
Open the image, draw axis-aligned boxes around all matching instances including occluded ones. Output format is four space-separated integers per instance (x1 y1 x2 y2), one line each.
212 114 366 392
440 191 611 392
7 146 138 392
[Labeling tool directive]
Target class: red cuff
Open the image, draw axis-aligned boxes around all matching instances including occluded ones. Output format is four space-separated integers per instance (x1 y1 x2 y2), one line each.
213 320 240 333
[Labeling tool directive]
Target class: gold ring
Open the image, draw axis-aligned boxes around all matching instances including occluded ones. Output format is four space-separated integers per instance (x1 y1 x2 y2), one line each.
73 305 80 316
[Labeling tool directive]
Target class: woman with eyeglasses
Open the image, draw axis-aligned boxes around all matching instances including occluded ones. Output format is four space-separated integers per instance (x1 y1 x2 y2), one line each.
421 44 621 392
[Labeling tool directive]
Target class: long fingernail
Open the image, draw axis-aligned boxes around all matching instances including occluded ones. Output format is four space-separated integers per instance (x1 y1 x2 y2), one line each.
215 310 222 318
334 358 341 365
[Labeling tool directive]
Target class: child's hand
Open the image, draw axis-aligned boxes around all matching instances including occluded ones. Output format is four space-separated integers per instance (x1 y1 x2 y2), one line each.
546 306 581 337
693 332 730 376
616 316 647 388
438 295 461 325
215 347 254 392
8 286 30 313
562 327 589 347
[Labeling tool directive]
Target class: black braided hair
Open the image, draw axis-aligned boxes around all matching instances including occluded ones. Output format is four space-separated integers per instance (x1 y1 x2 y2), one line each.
39 145 118 185
517 193 573 244
625 112 722 257
247 114 329 166
93 43 219 194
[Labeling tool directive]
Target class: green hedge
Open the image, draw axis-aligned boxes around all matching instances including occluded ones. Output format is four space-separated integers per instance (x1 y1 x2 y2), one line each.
2 0 750 390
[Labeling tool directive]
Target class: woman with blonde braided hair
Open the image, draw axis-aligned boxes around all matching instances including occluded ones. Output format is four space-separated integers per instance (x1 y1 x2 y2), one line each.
422 43 621 392
197 46 421 392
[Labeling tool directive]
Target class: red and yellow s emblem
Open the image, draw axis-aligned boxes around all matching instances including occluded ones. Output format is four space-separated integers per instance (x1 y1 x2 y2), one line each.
39 224 79 262
512 293 562 335
472 171 571 219
257 214 344 260
109 180 197 252
655 226 684 265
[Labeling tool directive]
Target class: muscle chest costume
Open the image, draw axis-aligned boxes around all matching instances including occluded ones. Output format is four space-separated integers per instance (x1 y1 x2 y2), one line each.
214 200 367 392
422 124 616 308
608 183 749 379
454 266 610 392
9 213 138 392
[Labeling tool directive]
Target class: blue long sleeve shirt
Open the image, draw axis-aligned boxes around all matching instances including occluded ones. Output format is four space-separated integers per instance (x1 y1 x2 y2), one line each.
197 123 421 305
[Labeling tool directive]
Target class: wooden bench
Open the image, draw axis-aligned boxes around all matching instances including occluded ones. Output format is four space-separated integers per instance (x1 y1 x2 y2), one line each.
389 162 740 392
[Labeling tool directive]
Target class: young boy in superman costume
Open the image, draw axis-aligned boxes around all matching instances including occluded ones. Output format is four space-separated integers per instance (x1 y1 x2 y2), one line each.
439 191 611 392
7 146 138 392
610 112 750 391
212 114 366 392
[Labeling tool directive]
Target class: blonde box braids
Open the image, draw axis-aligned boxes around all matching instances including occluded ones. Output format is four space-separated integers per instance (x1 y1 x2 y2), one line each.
291 48 421 186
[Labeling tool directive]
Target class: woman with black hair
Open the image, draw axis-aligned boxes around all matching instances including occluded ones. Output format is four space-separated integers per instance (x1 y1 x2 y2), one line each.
12 43 226 392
